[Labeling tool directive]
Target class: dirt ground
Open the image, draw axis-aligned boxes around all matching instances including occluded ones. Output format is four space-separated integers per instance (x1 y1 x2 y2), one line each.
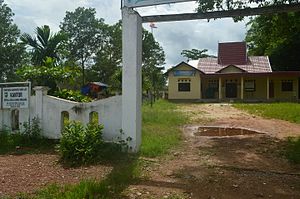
1 103 300 198
126 104 300 199
0 154 112 197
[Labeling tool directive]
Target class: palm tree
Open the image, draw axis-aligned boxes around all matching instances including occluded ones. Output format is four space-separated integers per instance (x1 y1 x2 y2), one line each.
20 25 66 66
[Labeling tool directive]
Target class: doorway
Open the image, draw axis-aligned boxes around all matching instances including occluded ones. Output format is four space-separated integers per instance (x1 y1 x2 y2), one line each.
298 78 300 99
226 83 237 98
269 81 274 98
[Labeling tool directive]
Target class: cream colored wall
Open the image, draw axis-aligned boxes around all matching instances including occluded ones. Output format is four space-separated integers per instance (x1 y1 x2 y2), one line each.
270 77 299 100
244 77 268 100
219 65 244 73
168 64 201 100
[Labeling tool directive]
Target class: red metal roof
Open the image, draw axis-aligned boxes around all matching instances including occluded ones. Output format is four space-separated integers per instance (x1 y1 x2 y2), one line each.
218 42 247 65
188 56 272 74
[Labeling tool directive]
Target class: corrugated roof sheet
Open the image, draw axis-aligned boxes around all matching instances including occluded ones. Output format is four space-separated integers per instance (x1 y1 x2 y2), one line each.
188 56 272 74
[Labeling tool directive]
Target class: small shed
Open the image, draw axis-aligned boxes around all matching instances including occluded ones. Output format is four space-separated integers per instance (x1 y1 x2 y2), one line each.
81 82 109 98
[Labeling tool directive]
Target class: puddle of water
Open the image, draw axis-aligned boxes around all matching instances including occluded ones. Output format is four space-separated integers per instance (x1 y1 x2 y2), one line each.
195 127 262 137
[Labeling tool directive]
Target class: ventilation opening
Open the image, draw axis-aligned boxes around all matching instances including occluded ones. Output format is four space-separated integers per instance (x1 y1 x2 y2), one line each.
11 109 20 131
89 111 99 124
61 111 69 131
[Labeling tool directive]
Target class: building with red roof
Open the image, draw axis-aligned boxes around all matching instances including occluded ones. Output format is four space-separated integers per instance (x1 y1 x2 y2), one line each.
167 42 300 101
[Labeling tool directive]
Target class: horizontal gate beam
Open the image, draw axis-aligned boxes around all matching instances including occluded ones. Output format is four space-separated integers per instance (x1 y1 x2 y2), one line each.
142 3 300 23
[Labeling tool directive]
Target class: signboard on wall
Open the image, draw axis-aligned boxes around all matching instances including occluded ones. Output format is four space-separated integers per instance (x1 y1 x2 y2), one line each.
173 70 196 76
123 0 195 8
2 87 29 108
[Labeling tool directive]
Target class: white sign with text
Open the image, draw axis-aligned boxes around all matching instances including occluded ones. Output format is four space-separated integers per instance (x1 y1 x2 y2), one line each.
123 0 194 8
2 87 29 108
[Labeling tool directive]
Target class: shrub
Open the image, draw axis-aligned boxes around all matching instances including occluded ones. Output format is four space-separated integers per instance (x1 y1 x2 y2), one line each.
53 89 92 102
58 121 125 165
285 137 300 164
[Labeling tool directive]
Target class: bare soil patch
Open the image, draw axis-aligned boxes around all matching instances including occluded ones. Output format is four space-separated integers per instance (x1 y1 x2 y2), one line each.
125 103 300 199
0 154 112 197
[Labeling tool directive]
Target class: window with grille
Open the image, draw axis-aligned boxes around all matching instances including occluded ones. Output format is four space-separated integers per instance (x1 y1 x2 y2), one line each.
282 80 293 91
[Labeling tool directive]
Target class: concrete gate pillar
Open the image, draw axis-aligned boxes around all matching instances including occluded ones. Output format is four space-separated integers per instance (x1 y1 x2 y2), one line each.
33 86 49 128
122 8 142 152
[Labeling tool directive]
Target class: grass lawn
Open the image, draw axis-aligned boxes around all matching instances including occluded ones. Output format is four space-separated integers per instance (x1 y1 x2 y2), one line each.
8 100 188 199
234 103 300 124
234 102 300 164
141 100 188 157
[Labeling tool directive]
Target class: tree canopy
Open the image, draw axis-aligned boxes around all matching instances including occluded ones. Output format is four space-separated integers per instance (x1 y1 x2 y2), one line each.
0 0 25 82
196 0 299 12
246 12 300 71
181 49 215 61
60 7 108 86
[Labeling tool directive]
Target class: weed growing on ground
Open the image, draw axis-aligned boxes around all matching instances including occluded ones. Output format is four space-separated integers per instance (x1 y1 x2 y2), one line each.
285 137 300 164
0 118 55 154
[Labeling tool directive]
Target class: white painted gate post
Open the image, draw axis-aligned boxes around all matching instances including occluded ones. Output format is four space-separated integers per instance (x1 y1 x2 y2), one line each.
122 7 142 152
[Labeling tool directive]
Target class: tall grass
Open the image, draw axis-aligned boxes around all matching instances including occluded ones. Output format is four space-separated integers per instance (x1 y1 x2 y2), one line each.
234 103 300 124
141 100 188 157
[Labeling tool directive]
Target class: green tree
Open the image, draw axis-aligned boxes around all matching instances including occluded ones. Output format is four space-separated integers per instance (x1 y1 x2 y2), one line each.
87 21 166 96
0 0 25 82
196 0 299 12
20 25 66 66
87 21 122 85
246 12 300 71
60 7 107 86
17 57 80 92
142 30 166 100
181 49 215 61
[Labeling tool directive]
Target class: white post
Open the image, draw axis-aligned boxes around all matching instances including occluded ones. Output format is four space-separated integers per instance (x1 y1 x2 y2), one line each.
241 77 244 100
33 86 49 128
122 8 142 152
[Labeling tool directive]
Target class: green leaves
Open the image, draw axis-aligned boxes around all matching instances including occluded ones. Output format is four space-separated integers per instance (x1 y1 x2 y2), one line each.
0 0 25 82
181 49 216 61
53 89 92 102
246 12 300 71
16 57 80 90
20 25 66 66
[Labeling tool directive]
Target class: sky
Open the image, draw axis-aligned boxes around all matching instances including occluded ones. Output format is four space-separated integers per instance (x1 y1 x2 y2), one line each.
5 0 248 69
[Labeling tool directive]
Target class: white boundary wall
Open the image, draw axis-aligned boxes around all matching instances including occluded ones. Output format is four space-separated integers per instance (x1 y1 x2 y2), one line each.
0 86 122 141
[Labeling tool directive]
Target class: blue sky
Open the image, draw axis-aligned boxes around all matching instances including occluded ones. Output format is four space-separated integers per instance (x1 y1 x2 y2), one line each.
5 0 248 69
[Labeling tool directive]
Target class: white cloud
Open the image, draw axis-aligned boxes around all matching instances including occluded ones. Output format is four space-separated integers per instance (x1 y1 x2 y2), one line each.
4 0 247 68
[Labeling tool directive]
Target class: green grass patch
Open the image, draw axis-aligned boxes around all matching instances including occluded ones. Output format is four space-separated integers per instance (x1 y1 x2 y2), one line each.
285 137 300 164
24 157 140 199
234 103 300 124
141 100 188 157
0 131 56 155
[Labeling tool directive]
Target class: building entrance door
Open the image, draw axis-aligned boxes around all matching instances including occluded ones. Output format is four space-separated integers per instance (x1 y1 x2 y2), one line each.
269 81 274 98
226 83 237 98
298 78 300 99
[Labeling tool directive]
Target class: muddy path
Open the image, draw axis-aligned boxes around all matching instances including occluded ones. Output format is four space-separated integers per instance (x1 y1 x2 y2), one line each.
127 104 300 199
